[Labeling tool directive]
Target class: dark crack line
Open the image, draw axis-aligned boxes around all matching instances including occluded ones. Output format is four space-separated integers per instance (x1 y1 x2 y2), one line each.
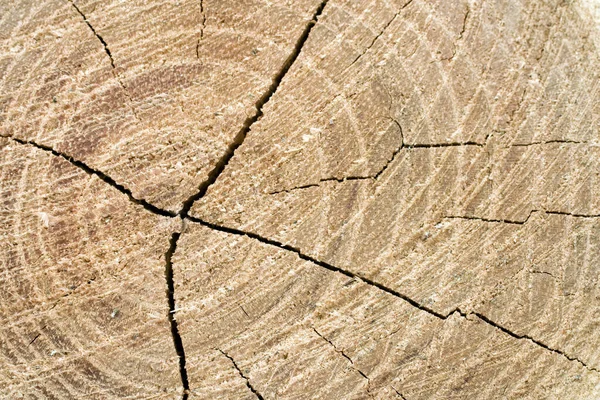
6 0 594 392
196 0 206 58
312 327 355 365
373 118 405 180
268 176 373 195
187 216 448 319
269 134 484 194
313 327 371 382
67 0 115 69
28 333 42 346
545 210 600 218
392 387 408 400
406 142 484 148
444 215 527 225
269 133 589 195
473 313 599 372
458 5 469 40
1 135 175 218
217 349 265 400
441 4 470 62
529 269 559 280
350 0 416 67
5 133 600 374
445 209 600 225
165 232 191 400
511 139 585 147
186 216 599 374
67 0 139 119
178 0 330 218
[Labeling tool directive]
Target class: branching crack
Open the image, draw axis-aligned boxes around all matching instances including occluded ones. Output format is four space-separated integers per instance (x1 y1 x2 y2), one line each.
217 349 265 400
5 130 600 378
0 135 175 218
6 1 599 388
6 3 330 395
165 231 190 400
269 131 484 194
178 0 330 218
268 133 591 195
186 216 600 374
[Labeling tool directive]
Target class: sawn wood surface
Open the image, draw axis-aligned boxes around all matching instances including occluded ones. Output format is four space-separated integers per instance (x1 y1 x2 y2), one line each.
2 0 600 399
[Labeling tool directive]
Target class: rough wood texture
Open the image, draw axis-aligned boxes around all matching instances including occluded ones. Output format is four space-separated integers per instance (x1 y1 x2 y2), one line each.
2 0 600 398
0 138 180 397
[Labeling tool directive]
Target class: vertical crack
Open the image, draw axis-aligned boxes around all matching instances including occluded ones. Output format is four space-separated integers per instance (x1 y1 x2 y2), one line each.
165 231 190 399
196 0 206 58
178 0 330 218
217 349 265 400
67 0 139 119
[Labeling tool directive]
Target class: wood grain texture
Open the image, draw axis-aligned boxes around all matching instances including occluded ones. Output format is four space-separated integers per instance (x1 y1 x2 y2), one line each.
1 0 322 212
0 138 180 398
2 0 600 398
173 224 600 399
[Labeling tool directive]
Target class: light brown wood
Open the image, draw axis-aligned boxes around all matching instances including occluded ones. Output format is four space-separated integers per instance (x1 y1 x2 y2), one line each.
2 0 600 398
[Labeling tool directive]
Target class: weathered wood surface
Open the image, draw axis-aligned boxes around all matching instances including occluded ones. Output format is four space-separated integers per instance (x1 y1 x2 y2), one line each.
2 0 600 399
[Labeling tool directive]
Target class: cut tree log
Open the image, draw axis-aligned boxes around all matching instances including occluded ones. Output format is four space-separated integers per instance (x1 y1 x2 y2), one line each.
1 0 600 399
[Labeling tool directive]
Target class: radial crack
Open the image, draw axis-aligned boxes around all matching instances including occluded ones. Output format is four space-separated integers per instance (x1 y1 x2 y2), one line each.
217 349 265 400
67 0 115 69
312 327 355 365
186 217 600 374
165 230 191 400
178 0 330 218
545 210 600 218
67 0 139 119
186 216 449 319
473 313 599 373
196 0 206 58
1 135 175 218
312 327 371 382
350 0 416 67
